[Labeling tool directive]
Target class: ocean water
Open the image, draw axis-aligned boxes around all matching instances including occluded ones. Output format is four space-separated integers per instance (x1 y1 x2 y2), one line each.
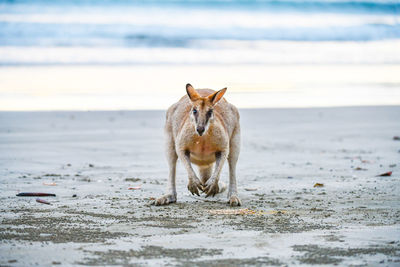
0 0 399 65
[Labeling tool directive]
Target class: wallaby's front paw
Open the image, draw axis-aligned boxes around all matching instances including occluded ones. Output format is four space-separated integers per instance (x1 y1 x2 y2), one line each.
153 194 176 206
228 195 241 206
187 178 202 196
204 179 219 197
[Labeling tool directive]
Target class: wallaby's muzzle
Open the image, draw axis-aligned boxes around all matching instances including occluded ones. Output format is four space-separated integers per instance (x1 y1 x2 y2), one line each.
196 126 205 136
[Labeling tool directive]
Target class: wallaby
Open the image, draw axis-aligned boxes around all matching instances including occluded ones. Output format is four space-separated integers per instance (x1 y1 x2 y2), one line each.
153 83 241 206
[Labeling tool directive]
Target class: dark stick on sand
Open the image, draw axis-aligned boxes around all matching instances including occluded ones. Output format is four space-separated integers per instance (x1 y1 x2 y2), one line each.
16 192 56 197
36 198 51 205
377 171 392 177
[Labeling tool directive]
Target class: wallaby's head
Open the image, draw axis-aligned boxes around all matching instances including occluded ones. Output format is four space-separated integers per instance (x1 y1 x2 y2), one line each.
186 83 227 136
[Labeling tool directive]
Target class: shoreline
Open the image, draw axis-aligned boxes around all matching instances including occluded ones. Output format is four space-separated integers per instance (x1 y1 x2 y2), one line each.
1 63 400 111
0 104 400 113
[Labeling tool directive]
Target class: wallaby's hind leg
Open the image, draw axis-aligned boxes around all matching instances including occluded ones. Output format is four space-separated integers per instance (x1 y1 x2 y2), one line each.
228 127 241 206
154 134 177 206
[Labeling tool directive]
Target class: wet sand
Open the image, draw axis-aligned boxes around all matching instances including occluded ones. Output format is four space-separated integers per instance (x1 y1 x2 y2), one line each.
1 64 400 111
0 106 399 266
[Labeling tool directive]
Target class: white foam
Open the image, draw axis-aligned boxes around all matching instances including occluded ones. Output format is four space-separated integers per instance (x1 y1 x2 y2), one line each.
1 11 397 28
1 40 400 65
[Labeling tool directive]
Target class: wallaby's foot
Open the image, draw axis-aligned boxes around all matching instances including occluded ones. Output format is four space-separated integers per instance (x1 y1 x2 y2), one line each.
228 195 241 206
204 179 220 197
187 178 203 196
153 194 176 206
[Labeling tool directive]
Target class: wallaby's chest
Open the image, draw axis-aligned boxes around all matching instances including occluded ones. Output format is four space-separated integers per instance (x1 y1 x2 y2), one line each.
189 136 217 156
187 136 218 165
177 119 228 163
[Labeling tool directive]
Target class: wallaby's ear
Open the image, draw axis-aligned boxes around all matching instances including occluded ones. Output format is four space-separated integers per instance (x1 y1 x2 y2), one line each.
186 83 200 101
208 87 227 105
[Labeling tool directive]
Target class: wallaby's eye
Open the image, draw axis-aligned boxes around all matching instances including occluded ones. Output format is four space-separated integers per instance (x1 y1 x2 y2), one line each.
193 108 197 114
207 109 213 117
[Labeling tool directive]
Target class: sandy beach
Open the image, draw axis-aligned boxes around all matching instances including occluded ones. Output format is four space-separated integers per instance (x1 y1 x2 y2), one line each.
1 106 399 266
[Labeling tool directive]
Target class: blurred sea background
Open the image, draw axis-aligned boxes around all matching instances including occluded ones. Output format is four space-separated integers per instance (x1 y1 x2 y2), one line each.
0 0 399 110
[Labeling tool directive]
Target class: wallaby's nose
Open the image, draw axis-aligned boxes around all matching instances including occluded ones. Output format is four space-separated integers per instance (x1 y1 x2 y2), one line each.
197 126 205 136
